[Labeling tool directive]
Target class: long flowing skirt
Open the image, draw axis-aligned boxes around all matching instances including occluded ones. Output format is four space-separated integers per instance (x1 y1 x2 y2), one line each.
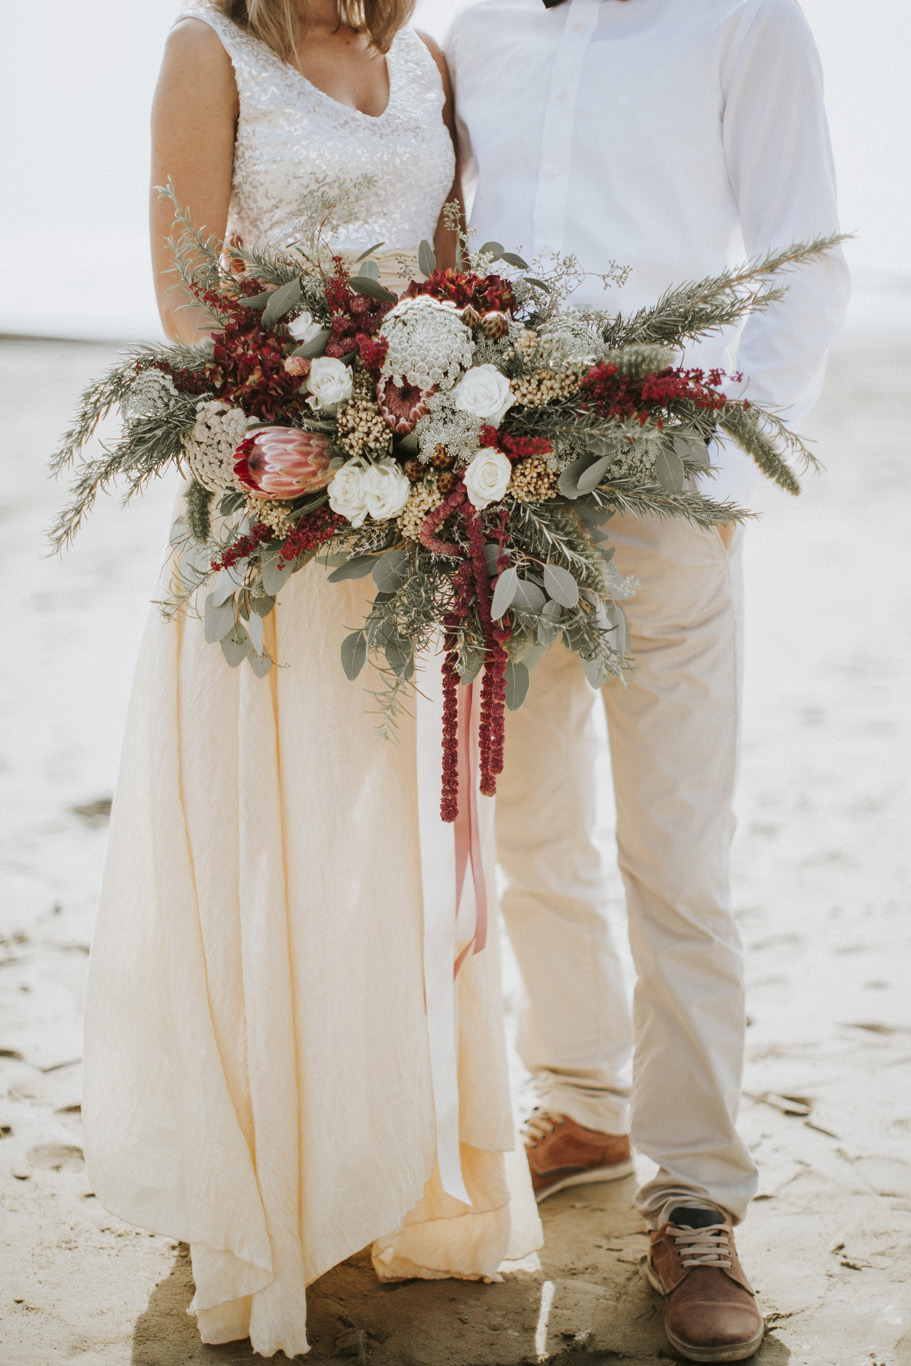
82 552 541 1358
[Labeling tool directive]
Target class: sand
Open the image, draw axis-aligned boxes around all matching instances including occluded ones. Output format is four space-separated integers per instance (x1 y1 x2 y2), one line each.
1 329 909 1365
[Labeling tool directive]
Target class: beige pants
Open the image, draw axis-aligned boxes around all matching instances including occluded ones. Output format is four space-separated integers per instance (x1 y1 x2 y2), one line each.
496 513 758 1225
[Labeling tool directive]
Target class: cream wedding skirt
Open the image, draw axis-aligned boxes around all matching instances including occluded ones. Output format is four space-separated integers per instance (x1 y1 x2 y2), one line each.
82 549 541 1358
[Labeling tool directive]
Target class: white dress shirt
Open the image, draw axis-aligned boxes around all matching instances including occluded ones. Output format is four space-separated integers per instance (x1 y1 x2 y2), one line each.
445 0 851 504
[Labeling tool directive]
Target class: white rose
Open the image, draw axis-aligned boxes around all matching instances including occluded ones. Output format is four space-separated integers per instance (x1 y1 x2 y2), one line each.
451 363 515 426
287 310 324 345
463 448 512 511
327 458 370 527
306 356 354 412
361 459 411 521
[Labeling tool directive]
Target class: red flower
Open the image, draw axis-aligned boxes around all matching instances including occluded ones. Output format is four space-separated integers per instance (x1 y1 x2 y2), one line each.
377 377 434 435
404 268 517 317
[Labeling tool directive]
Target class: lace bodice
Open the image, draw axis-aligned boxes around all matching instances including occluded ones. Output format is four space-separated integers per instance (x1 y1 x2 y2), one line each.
177 4 455 253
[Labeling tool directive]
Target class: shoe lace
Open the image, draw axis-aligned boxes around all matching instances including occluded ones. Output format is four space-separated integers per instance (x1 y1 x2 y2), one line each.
522 1110 566 1144
670 1223 734 1271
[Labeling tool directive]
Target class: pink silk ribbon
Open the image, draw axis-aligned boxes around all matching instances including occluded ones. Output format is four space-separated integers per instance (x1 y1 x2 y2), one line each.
416 649 490 1204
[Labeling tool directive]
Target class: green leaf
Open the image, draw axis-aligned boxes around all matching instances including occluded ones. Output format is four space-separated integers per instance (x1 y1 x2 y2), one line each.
218 490 246 516
250 594 276 617
204 592 237 643
505 660 530 711
248 650 273 678
220 621 251 667
371 547 410 593
245 609 265 656
459 648 485 686
483 542 502 575
357 258 380 280
582 654 608 690
212 567 244 607
348 275 397 303
418 239 437 277
478 240 505 260
354 241 386 263
673 433 711 472
384 638 413 678
328 555 377 583
261 545 288 597
491 565 519 620
543 563 580 609
605 601 631 656
500 251 528 269
238 290 275 310
395 431 419 456
576 455 613 494
261 276 302 327
523 277 553 292
653 444 685 493
292 328 330 358
340 630 367 680
513 577 546 613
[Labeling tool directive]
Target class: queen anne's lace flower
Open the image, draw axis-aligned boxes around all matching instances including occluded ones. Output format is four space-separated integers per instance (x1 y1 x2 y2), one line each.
120 367 179 422
183 400 249 492
380 296 475 391
414 389 483 467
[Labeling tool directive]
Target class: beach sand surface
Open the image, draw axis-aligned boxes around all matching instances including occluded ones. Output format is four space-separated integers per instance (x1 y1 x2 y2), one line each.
1 330 909 1364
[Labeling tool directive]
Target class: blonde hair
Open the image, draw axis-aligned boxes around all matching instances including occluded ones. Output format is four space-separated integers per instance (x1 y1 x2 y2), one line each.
211 0 414 56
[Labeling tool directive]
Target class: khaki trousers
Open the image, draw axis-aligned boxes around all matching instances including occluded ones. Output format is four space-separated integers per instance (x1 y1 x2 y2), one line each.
495 513 758 1225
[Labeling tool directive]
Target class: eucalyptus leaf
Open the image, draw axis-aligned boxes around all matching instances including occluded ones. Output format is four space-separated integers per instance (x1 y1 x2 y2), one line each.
513 577 547 613
536 617 560 648
354 241 385 263
505 660 530 711
459 649 485 686
213 567 244 607
204 592 238 643
478 241 505 260
491 565 519 620
261 546 288 597
582 654 609 690
292 328 331 359
483 542 502 575
557 455 592 499
357 258 380 280
523 277 553 292
218 490 246 516
348 275 397 303
220 622 251 668
653 444 685 492
245 609 265 656
248 650 273 678
500 251 528 269
673 433 711 471
543 563 580 609
384 639 413 678
340 631 367 681
261 276 302 327
238 290 274 310
605 601 631 656
328 555 378 583
250 594 276 618
522 642 549 673
372 547 409 593
418 239 436 277
395 431 419 456
541 599 562 622
576 455 613 494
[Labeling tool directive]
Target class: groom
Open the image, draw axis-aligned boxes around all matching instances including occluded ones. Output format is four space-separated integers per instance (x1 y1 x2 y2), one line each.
445 0 849 1360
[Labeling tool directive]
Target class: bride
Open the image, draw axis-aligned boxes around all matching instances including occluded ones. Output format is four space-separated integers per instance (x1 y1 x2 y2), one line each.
82 0 540 1356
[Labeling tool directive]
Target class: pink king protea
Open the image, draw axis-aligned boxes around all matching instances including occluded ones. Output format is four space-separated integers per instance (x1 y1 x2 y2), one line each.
233 427 333 500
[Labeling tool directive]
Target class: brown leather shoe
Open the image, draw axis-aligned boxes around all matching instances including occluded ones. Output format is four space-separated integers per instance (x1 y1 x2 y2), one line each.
646 1208 764 1362
523 1110 633 1202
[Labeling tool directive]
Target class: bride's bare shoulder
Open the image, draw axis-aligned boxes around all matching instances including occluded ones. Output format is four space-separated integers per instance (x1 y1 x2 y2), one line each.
162 16 235 77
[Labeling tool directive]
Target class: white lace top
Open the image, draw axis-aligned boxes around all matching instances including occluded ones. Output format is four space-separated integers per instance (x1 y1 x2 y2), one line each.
178 4 455 253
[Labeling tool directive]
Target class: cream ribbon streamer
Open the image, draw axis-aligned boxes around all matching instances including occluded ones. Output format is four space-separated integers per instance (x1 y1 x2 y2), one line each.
416 647 490 1204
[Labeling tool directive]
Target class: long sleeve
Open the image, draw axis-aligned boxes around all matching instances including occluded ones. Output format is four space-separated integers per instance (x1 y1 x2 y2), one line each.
722 0 850 431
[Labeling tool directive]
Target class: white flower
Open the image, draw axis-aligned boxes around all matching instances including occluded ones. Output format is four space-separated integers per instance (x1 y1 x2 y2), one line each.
361 459 411 521
287 310 323 345
328 457 370 527
306 356 354 412
451 364 515 427
463 448 512 510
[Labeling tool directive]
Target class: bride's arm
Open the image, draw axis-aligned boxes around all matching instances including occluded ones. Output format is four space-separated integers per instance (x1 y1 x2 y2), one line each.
150 19 238 342
418 33 464 270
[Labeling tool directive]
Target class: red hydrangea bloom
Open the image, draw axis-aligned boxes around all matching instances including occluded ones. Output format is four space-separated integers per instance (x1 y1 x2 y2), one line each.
404 268 517 316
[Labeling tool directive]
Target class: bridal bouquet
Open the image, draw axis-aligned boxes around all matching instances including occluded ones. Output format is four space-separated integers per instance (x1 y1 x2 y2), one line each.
51 193 838 818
